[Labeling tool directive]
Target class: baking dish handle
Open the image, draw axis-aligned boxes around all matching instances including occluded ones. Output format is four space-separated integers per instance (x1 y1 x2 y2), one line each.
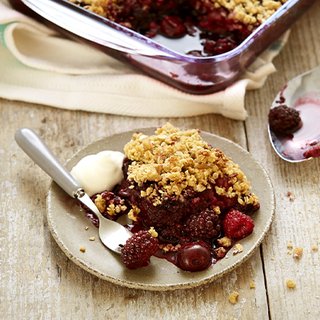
21 0 176 59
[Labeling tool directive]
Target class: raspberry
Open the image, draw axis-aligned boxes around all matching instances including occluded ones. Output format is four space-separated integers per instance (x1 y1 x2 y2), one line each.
222 209 254 240
121 230 159 269
268 105 302 135
186 209 221 240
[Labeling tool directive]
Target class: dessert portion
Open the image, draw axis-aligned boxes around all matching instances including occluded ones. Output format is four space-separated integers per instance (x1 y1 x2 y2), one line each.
69 0 287 56
80 123 260 271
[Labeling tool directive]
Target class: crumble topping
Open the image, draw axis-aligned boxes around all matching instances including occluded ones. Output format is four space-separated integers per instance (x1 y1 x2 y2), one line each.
127 205 141 221
124 123 259 210
213 0 286 25
94 194 127 216
71 0 286 25
94 194 106 213
217 236 232 248
249 280 256 289
79 246 86 253
148 227 158 238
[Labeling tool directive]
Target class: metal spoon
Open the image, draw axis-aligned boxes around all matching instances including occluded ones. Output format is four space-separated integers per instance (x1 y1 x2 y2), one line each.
15 128 132 253
268 65 320 162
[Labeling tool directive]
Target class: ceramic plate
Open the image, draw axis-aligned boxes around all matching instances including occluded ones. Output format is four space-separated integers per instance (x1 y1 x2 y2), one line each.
47 128 274 291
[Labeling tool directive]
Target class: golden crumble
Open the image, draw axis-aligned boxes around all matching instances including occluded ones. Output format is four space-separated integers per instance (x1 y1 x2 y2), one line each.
249 280 256 289
71 0 286 25
233 243 244 255
214 0 286 25
79 246 86 253
228 291 240 304
293 247 303 259
123 123 259 210
127 205 140 221
94 194 106 213
148 227 158 238
311 244 318 252
217 236 232 248
95 194 127 216
286 279 296 289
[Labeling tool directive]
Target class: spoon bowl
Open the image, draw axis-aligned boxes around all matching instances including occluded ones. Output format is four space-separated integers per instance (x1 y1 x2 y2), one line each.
268 65 320 162
15 128 132 254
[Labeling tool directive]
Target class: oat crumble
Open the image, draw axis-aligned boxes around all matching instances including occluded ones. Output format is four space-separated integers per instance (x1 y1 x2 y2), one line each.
217 236 232 248
123 123 259 211
71 0 286 25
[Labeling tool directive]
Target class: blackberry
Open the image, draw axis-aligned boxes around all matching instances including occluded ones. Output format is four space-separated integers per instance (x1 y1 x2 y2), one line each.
121 230 159 269
185 209 221 240
268 105 302 135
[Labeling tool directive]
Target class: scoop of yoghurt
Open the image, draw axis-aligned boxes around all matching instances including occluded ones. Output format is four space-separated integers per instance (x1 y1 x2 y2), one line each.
71 150 125 196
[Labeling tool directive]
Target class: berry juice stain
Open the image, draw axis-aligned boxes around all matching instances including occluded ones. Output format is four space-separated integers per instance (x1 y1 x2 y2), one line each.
276 93 320 160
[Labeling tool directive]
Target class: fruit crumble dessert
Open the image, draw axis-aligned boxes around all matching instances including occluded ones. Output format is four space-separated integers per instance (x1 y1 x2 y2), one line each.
68 0 287 56
74 123 260 272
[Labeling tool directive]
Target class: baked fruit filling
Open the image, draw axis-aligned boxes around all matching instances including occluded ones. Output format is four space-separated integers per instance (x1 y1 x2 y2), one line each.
69 0 286 55
86 123 260 271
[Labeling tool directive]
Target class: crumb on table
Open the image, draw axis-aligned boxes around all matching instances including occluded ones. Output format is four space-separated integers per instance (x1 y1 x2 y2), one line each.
293 247 303 259
228 291 239 304
286 191 295 202
286 279 296 289
249 280 256 289
80 246 86 253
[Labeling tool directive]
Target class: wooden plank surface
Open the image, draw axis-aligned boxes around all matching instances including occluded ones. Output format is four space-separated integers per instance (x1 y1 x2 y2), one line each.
1 1 319 320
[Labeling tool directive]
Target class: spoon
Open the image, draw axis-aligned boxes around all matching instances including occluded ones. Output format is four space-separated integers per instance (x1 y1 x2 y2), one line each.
268 65 320 162
15 128 132 254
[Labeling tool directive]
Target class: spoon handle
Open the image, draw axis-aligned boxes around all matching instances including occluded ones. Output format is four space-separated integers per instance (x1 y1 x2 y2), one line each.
15 128 82 198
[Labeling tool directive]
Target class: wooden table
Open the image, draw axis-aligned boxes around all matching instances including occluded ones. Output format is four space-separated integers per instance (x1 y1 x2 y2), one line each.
1 3 320 319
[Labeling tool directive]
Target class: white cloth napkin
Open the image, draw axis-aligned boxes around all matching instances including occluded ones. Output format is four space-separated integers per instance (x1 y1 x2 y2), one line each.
0 1 289 120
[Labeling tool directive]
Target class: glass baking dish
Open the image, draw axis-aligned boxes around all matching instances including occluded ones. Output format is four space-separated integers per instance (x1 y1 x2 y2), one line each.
9 0 316 94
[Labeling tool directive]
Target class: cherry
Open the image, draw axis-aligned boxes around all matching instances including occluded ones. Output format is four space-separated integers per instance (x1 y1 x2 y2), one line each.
177 241 212 272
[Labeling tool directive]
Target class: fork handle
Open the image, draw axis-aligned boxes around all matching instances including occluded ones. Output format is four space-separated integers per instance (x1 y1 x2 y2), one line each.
15 128 82 198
